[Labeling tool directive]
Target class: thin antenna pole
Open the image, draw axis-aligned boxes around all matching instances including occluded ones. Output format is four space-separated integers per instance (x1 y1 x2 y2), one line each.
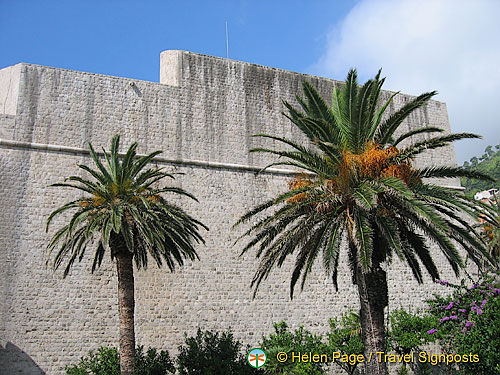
226 21 229 59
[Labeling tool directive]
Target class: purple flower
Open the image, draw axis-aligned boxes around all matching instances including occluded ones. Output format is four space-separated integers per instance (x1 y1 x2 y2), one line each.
437 280 450 285
440 316 450 323
445 302 454 310
476 309 483 315
450 315 458 320
480 300 487 308
427 329 438 334
459 309 467 313
465 321 473 328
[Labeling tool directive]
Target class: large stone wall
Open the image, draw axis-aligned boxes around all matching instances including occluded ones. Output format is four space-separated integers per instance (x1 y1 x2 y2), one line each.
0 51 462 375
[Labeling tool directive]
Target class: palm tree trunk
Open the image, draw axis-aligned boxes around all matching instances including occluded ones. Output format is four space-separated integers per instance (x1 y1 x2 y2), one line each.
356 264 388 375
116 250 135 375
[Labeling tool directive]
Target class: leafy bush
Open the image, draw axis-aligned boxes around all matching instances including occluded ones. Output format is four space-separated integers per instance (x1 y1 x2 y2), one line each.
427 274 500 375
176 328 259 375
260 321 327 375
326 312 363 375
65 345 174 375
387 309 438 375
135 346 176 375
388 309 438 354
65 347 119 375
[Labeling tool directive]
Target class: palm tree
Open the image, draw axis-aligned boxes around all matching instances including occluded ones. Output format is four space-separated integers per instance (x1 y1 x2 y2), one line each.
234 70 495 375
46 135 207 375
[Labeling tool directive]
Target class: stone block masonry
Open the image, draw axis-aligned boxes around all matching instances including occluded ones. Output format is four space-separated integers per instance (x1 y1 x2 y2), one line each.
0 50 463 375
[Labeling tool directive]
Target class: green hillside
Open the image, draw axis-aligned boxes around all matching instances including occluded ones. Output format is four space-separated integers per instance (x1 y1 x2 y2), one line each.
461 144 500 198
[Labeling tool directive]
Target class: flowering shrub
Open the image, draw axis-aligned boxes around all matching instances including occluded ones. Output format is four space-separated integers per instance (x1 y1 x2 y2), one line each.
426 274 500 374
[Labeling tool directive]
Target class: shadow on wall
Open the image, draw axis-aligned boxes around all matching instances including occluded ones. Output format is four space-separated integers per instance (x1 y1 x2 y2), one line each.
0 342 46 375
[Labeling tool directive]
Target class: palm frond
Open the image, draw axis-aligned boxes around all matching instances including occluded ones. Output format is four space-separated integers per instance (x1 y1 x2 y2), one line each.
418 166 494 181
392 126 444 147
354 210 373 270
397 133 481 161
375 91 437 145
368 90 398 140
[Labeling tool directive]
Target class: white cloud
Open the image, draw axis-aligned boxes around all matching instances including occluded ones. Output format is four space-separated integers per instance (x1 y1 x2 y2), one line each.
310 0 500 163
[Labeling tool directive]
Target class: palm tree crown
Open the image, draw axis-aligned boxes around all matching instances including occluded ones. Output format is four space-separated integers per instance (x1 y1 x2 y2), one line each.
238 70 496 295
235 69 494 298
47 135 207 275
235 70 496 375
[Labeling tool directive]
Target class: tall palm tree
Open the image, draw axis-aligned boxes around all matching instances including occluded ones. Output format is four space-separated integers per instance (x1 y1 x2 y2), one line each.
46 135 207 375
235 70 495 375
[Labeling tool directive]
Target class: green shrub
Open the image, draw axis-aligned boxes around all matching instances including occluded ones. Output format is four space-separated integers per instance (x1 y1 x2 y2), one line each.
260 321 327 375
135 346 175 375
388 309 438 355
65 347 119 375
176 328 260 375
326 312 363 375
387 309 438 375
65 345 174 375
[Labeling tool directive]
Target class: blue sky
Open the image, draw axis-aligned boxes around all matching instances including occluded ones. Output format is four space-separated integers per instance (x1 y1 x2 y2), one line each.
0 0 355 81
1 0 499 163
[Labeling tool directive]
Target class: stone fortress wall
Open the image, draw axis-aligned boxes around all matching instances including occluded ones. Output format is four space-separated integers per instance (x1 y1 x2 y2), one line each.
0 51 462 374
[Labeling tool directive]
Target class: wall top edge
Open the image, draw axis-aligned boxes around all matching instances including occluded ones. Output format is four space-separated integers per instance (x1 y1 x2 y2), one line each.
168 50 345 84
0 62 25 71
160 50 446 105
0 51 446 105
0 62 178 88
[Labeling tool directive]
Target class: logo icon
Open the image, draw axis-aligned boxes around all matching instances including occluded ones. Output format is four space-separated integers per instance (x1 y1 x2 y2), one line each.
247 348 267 368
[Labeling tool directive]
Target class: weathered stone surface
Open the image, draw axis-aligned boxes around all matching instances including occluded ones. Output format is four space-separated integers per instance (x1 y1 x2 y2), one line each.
0 64 21 116
0 51 464 375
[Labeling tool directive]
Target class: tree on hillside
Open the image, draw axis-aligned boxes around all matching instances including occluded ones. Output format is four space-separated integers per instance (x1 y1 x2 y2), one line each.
47 135 207 375
234 71 495 375
485 145 494 157
460 146 500 198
